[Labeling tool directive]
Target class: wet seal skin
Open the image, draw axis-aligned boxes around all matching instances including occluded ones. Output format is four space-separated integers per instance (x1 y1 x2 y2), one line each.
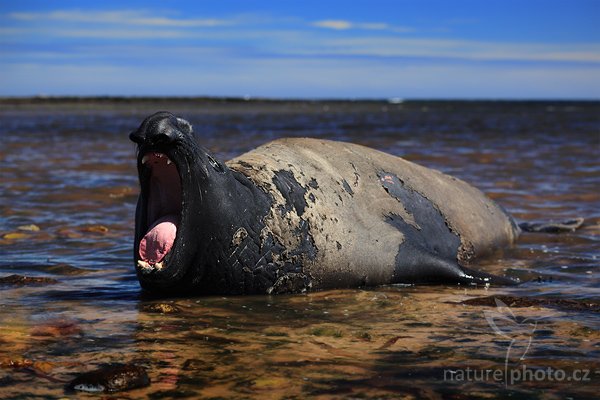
66 364 150 393
129 112 581 295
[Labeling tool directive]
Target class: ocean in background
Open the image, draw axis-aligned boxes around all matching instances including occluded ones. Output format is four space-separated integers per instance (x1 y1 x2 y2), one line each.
1 98 599 398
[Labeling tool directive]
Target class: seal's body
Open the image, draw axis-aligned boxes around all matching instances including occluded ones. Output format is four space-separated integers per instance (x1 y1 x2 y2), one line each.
130 112 519 295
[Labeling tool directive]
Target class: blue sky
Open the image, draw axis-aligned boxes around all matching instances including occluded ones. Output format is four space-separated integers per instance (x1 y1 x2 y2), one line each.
1 0 599 99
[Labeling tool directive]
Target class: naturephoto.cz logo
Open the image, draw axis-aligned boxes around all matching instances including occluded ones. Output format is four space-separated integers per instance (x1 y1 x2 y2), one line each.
443 298 596 386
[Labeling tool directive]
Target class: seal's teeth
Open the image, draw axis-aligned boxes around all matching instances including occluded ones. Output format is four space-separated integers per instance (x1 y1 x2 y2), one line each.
166 159 172 165
141 155 149 164
137 260 153 273
154 261 164 271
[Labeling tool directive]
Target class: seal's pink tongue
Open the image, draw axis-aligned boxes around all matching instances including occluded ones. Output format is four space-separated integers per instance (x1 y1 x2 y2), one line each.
139 214 179 264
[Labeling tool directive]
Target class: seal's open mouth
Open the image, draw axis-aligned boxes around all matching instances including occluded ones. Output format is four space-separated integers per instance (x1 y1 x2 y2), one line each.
137 152 182 272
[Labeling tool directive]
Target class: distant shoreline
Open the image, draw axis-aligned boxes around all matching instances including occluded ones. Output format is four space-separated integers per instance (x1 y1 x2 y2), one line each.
1 96 598 105
1 96 598 115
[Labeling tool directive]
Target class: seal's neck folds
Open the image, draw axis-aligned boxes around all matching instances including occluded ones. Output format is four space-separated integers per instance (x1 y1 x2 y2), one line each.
138 152 182 271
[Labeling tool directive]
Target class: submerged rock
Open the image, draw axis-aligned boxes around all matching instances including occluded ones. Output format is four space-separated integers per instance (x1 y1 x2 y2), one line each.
460 295 600 312
67 364 150 393
0 274 58 286
141 303 181 314
31 319 82 338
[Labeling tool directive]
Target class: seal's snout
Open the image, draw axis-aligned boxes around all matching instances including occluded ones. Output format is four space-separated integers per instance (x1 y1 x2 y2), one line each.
129 111 193 147
146 117 180 146
129 129 145 144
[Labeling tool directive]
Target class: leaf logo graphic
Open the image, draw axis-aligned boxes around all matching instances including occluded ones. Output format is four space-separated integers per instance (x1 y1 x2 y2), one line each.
484 298 538 373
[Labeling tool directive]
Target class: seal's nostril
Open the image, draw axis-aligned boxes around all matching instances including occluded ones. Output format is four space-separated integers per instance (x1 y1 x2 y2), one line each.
151 130 177 145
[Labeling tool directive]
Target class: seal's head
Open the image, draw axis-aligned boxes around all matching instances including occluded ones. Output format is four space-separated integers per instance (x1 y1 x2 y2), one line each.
129 111 240 294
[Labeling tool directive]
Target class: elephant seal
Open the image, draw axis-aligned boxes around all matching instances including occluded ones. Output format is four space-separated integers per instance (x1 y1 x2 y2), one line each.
129 111 521 295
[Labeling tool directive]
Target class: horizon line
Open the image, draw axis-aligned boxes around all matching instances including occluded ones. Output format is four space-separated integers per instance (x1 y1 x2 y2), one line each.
1 95 599 103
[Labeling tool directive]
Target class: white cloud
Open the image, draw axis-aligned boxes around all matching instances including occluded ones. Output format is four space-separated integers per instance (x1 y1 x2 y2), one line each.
359 23 389 30
312 19 412 33
8 10 234 28
2 9 242 40
312 20 353 30
307 37 600 63
50 28 189 39
0 27 25 36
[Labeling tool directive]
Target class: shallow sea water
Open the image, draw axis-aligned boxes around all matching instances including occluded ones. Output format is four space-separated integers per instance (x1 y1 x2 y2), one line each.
1 99 599 399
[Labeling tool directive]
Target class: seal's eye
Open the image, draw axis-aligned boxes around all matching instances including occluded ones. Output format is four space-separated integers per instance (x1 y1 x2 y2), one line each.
207 154 224 173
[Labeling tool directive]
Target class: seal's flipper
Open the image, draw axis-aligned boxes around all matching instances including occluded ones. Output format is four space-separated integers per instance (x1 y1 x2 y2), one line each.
380 176 517 287
391 243 517 286
456 266 519 286
519 217 584 233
